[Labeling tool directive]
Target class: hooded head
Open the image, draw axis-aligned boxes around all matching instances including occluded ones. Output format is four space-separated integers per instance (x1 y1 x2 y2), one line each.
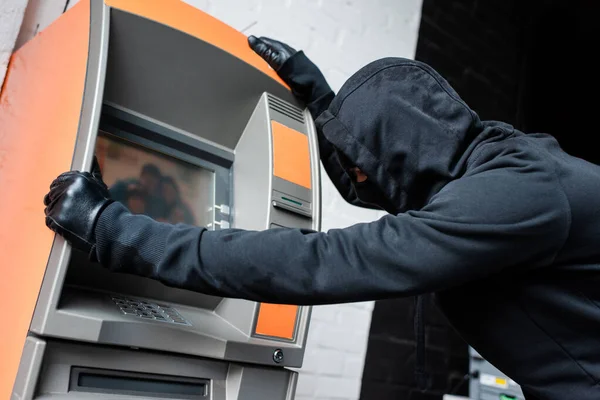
315 58 484 213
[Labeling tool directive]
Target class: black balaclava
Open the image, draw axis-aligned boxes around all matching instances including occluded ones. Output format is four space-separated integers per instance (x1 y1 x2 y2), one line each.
315 58 483 215
334 147 398 214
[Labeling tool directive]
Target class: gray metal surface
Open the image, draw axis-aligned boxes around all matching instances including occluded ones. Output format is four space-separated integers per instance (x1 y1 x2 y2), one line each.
35 339 229 399
11 336 46 400
306 110 322 233
470 349 524 400
267 94 306 125
225 365 244 400
34 285 309 367
267 96 308 135
104 103 235 162
232 94 272 231
104 9 300 151
224 341 305 369
71 0 110 173
236 368 294 400
285 372 299 400
14 339 295 400
269 206 313 230
215 299 258 338
273 177 312 203
29 0 109 336
272 190 313 218
41 287 235 357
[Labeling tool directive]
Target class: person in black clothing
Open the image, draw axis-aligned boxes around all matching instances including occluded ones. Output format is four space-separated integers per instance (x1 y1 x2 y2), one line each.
43 37 600 400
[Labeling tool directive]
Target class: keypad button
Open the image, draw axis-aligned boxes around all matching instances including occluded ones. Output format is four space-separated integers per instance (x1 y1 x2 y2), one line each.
111 296 189 325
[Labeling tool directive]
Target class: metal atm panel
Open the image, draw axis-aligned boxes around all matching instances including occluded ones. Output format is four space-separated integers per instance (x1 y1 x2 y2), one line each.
3 0 320 398
13 337 297 400
469 348 524 400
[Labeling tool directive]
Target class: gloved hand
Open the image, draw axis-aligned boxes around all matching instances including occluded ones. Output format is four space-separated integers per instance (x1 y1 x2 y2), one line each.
43 158 113 261
248 35 334 118
248 36 297 71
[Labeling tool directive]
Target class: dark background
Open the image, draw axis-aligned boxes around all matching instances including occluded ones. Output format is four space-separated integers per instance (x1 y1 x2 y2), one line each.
360 0 600 399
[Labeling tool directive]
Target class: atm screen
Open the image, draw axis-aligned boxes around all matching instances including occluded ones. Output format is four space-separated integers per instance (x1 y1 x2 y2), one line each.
95 132 215 227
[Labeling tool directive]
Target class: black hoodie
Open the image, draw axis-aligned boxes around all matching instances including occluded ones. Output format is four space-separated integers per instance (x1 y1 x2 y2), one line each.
96 56 600 400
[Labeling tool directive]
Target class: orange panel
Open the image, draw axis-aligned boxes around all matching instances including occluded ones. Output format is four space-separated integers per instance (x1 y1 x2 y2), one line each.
104 0 288 88
255 303 299 340
271 120 312 189
0 1 90 396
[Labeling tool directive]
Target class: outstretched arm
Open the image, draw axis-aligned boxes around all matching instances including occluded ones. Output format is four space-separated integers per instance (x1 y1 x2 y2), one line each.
90 165 568 305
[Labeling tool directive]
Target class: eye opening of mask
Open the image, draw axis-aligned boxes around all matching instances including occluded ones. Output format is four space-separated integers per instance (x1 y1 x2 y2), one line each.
332 147 398 214
334 148 367 183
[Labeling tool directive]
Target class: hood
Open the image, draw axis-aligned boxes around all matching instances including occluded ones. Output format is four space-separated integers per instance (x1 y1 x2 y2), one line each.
315 58 485 213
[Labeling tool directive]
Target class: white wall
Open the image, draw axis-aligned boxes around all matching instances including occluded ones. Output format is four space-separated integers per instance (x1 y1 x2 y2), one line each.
13 0 72 49
6 1 423 399
0 0 28 85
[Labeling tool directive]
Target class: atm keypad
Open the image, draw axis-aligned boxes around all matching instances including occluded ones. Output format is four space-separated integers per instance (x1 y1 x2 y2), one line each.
111 296 191 326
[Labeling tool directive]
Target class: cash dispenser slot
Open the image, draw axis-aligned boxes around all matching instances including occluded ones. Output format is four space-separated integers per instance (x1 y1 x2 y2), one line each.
70 367 209 398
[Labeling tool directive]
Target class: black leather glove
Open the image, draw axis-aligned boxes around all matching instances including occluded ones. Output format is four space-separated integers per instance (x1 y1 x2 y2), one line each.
43 159 113 261
248 35 334 119
248 36 297 71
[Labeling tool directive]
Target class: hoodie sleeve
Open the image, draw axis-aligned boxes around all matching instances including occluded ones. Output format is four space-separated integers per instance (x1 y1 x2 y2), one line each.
277 51 334 120
95 156 570 305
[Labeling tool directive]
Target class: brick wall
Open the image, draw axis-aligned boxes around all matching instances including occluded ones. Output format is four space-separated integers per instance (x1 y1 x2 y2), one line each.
360 298 469 400
516 0 600 165
415 0 527 125
11 1 424 400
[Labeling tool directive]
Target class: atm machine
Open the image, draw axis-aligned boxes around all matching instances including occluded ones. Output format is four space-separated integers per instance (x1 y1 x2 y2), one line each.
0 1 320 399
469 348 525 400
